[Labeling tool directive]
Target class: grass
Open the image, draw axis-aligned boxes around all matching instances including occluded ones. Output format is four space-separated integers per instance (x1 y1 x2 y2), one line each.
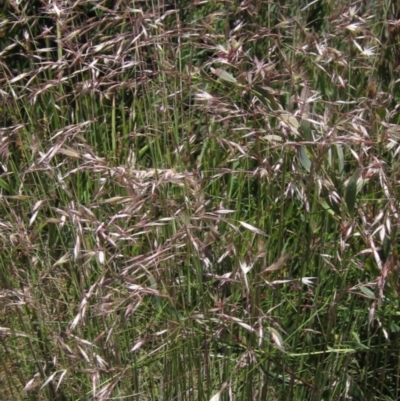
1 0 400 400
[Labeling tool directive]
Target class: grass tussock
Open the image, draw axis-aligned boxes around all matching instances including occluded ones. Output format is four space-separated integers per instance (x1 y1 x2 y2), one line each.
1 0 400 400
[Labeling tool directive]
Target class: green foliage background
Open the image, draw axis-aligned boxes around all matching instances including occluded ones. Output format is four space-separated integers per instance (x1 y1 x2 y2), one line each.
1 0 400 400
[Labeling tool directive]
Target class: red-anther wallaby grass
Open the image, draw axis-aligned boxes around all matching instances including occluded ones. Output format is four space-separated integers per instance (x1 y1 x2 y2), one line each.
1 1 400 400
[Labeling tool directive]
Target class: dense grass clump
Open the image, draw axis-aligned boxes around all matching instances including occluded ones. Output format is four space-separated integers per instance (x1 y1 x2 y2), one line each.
2 0 400 400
